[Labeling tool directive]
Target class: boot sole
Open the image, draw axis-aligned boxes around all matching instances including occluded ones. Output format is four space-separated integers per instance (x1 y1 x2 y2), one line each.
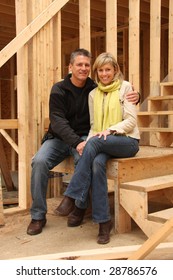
67 220 83 227
54 206 74 216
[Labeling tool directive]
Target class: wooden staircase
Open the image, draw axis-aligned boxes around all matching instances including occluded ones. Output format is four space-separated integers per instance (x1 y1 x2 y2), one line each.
138 82 173 147
120 174 173 237
120 82 173 237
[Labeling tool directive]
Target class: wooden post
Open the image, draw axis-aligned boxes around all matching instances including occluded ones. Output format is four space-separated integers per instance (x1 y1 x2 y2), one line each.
53 11 62 82
79 0 91 51
0 135 14 191
150 0 161 96
0 0 69 68
168 0 173 81
149 0 161 146
128 217 173 260
15 0 30 208
106 0 117 57
0 172 5 226
129 0 140 90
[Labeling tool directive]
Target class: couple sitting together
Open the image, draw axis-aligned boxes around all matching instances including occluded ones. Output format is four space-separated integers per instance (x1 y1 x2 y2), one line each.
27 48 140 244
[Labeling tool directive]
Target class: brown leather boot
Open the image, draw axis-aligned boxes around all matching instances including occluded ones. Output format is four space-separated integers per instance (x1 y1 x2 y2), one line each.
54 196 75 216
97 220 113 244
27 218 47 235
67 206 86 227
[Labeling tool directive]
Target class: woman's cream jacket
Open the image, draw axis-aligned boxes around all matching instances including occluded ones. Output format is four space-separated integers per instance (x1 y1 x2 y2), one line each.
87 80 140 140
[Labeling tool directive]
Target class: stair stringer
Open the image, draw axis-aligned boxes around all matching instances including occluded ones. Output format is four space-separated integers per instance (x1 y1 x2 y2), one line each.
120 188 163 237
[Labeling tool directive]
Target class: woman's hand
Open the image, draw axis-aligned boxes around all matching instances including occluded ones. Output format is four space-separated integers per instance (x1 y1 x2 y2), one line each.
94 129 111 140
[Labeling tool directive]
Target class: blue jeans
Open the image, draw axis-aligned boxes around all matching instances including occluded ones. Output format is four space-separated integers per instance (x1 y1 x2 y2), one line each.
30 136 87 220
64 135 139 223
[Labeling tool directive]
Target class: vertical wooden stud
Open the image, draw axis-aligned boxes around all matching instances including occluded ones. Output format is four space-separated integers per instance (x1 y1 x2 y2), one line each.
79 0 91 51
15 0 30 208
168 0 173 81
106 0 117 58
129 0 140 90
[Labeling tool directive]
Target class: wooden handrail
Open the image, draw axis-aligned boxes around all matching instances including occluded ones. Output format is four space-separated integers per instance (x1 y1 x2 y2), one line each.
0 0 69 68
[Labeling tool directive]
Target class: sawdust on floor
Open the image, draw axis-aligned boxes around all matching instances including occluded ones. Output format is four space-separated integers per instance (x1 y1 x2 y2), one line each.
0 197 173 260
0 197 145 259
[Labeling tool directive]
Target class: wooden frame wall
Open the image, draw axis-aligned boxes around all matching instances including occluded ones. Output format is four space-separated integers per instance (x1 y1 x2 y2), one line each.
0 0 172 212
169 0 173 81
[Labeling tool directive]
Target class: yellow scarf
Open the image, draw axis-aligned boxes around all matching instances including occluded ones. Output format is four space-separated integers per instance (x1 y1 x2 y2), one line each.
93 80 122 132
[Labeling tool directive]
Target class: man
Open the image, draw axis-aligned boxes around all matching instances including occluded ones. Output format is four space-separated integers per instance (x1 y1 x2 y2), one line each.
27 48 140 235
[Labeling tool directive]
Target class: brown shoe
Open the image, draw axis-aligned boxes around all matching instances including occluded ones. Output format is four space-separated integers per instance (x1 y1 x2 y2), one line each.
27 218 47 235
67 206 86 227
97 220 113 244
54 196 75 216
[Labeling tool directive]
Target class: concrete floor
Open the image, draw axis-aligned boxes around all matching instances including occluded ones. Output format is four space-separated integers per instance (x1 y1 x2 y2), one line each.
0 196 173 260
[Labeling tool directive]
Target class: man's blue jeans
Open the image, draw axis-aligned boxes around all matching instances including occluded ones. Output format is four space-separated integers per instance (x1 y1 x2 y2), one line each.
30 136 87 220
64 135 139 224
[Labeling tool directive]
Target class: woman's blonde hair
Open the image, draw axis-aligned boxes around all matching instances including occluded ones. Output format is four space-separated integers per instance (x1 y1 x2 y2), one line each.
93 52 123 84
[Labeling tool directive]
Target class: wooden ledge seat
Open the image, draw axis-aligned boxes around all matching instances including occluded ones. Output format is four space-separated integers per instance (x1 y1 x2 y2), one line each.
45 118 173 234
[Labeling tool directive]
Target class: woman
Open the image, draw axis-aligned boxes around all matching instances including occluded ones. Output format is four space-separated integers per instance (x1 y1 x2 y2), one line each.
58 52 140 244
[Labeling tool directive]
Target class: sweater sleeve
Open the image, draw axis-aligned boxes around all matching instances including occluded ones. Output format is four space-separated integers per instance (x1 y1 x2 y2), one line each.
49 84 83 148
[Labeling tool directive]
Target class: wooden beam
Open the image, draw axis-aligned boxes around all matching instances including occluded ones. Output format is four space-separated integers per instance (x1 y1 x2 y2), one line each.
15 0 29 209
0 0 69 67
12 242 173 260
0 119 18 129
79 0 91 50
150 0 161 96
168 0 173 81
29 1 41 155
53 12 62 82
106 0 117 57
128 217 173 260
149 0 161 146
128 0 140 90
0 129 18 153
0 183 5 226
0 135 14 191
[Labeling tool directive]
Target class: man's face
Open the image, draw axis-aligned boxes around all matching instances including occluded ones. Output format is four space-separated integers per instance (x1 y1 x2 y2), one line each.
69 55 91 85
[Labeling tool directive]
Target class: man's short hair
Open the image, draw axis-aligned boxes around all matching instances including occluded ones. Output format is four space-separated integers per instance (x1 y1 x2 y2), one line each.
70 48 92 64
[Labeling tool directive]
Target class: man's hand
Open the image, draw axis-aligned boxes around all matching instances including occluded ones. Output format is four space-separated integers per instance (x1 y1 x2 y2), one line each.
76 141 86 156
126 88 140 104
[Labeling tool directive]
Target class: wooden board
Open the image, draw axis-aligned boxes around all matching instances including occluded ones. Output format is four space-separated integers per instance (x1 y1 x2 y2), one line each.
0 184 5 226
0 136 14 191
128 217 173 260
120 174 173 192
13 242 173 260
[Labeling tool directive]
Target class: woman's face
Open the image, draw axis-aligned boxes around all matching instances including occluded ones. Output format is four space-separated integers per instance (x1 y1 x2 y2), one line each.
97 62 116 85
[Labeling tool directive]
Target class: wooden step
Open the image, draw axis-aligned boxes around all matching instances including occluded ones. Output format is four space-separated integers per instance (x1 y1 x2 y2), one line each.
120 174 173 192
138 111 173 116
160 82 173 87
139 127 173 132
148 95 173 101
148 208 173 223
